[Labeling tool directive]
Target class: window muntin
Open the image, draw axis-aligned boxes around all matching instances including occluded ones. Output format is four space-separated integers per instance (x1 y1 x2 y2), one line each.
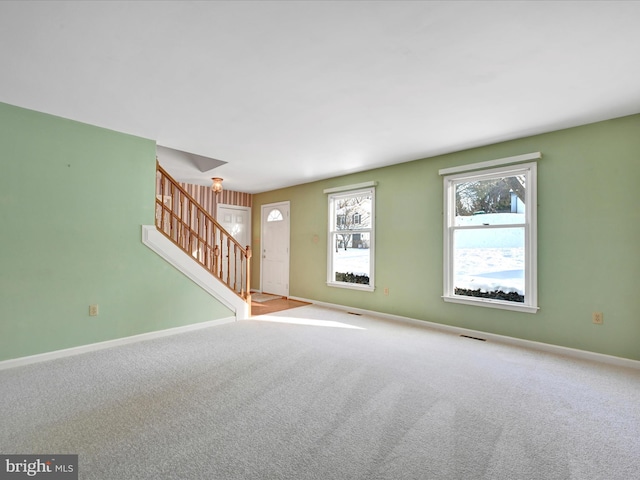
443 162 537 313
327 188 375 291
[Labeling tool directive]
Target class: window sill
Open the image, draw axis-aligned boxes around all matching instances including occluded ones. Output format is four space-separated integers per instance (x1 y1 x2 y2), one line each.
327 281 374 292
442 295 539 314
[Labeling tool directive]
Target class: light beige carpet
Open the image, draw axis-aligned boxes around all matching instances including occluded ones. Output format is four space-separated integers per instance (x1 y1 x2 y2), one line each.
1 305 638 479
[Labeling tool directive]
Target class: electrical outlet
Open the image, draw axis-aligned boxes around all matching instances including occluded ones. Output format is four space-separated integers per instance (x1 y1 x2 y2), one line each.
384 287 389 296
592 312 603 325
89 304 99 316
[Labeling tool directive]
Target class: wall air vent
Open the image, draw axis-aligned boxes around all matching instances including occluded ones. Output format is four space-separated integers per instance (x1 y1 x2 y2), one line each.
460 334 487 342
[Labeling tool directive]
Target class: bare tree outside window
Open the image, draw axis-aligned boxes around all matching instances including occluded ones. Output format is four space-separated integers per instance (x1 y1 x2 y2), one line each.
456 175 525 216
334 196 371 252
328 188 375 290
443 162 537 313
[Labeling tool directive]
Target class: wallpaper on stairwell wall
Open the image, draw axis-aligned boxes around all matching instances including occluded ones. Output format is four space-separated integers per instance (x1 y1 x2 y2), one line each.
179 183 253 219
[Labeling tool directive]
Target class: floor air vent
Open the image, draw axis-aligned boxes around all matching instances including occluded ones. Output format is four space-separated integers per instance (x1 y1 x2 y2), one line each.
460 334 487 342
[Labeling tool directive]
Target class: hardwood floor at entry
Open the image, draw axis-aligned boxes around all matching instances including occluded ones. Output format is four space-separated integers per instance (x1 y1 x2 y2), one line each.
251 296 310 316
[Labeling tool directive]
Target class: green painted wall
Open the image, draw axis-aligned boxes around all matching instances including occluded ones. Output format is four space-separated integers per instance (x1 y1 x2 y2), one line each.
0 102 232 362
253 114 640 361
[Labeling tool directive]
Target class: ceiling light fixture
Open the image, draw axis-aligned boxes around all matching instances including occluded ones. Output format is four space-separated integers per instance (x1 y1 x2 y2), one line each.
211 177 223 195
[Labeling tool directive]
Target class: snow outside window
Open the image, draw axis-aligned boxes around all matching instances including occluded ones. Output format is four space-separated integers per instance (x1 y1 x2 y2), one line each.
327 187 375 291
442 162 538 313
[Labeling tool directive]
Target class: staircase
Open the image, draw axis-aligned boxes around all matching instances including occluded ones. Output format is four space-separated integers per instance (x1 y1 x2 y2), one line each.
152 162 252 316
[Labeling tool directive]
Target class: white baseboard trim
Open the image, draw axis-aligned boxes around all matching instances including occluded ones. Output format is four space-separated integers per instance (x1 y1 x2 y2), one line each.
289 296 640 370
0 316 235 371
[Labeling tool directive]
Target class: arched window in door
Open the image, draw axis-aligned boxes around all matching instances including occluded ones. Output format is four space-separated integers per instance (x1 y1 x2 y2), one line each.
267 209 284 222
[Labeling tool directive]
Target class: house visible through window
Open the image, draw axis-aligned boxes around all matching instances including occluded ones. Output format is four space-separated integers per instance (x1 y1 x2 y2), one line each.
327 186 375 291
441 159 538 313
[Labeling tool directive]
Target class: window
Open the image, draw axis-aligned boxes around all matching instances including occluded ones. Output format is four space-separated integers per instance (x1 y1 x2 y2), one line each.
267 208 283 222
327 187 375 291
442 160 538 313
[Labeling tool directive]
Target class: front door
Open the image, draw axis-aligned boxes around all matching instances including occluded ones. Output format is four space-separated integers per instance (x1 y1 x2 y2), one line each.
217 204 251 293
261 201 290 296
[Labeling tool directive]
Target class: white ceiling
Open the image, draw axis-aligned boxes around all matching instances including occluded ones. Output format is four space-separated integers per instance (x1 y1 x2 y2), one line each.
1 1 639 193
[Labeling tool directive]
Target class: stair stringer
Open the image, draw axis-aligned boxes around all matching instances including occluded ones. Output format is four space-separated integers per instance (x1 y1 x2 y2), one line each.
141 225 249 320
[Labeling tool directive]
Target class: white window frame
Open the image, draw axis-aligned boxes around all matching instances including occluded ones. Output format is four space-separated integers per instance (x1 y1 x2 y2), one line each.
326 186 375 292
442 160 538 313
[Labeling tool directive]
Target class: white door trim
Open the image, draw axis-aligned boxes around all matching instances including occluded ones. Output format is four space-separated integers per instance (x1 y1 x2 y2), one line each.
260 201 290 295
